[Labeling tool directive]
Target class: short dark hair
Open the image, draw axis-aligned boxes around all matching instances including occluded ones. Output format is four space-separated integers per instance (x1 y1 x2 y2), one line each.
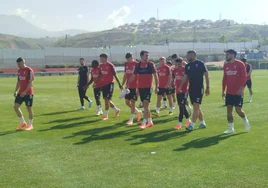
187 50 197 56
140 50 149 57
79 58 84 61
166 61 172 65
171 54 178 59
125 53 133 59
175 58 183 63
16 57 24 63
241 58 247 62
225 49 237 57
91 60 99 68
100 53 108 58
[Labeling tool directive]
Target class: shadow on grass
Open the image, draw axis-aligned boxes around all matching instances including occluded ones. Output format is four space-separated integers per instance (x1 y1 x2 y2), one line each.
46 115 96 124
0 130 20 136
63 120 140 145
173 132 246 151
127 128 187 145
40 110 78 116
39 119 101 131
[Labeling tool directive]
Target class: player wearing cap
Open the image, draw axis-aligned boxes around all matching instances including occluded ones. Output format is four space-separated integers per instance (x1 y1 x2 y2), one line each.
222 49 250 134
129 50 158 129
86 60 103 116
77 58 92 110
97 53 122 120
171 54 192 114
178 50 210 131
241 58 253 102
121 53 142 125
14 57 35 131
155 57 173 115
173 58 192 130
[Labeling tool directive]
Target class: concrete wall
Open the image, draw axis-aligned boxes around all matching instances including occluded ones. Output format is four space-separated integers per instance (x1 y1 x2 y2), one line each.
0 40 259 68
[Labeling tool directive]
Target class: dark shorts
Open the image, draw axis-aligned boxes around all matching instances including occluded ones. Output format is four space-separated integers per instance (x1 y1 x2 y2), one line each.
170 88 175 94
245 80 252 89
157 88 171 96
14 94 34 107
94 87 101 99
139 88 152 102
177 93 188 105
125 88 138 101
225 94 243 108
189 88 204 104
101 83 114 99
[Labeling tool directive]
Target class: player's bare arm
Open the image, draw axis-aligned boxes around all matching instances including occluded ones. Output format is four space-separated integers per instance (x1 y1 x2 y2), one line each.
204 72 210 96
14 80 20 97
178 74 188 91
153 73 159 94
113 73 123 90
121 73 127 88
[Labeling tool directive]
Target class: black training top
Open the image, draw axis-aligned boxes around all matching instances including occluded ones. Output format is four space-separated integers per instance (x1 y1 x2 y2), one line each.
78 65 89 87
185 60 208 90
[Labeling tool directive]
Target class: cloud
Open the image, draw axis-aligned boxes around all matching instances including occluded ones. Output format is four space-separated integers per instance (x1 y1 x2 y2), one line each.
107 6 131 27
77 14 83 19
11 8 29 17
56 16 61 21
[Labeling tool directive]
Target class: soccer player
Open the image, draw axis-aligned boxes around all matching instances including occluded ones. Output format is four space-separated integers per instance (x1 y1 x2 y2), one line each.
173 58 192 130
222 49 250 134
179 50 210 131
14 57 34 131
155 57 173 115
86 60 103 116
241 58 253 102
166 61 176 109
121 53 142 125
129 50 158 129
98 53 122 120
77 58 92 110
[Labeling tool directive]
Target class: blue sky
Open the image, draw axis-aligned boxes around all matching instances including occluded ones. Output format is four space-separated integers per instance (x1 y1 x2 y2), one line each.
1 0 268 31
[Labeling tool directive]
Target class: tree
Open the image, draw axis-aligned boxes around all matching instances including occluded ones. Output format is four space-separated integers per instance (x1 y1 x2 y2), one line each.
219 35 227 43
250 31 260 40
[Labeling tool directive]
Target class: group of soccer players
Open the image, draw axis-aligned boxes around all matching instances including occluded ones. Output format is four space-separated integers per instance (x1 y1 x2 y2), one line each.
13 48 253 134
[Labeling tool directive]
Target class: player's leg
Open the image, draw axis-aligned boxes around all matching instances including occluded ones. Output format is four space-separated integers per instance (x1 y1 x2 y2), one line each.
78 87 85 110
247 80 253 102
166 92 173 114
183 93 192 126
224 94 235 134
174 93 183 129
14 95 27 130
106 83 120 117
83 88 92 108
235 95 250 131
156 88 163 114
186 92 203 131
94 88 103 115
163 94 167 108
139 88 153 129
25 106 33 131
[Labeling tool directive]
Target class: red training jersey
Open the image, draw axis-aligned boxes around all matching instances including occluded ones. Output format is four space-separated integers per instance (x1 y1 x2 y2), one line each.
125 61 138 89
18 66 34 95
245 63 252 80
99 61 116 87
134 61 156 88
222 60 247 95
91 67 102 88
173 67 188 94
157 64 171 88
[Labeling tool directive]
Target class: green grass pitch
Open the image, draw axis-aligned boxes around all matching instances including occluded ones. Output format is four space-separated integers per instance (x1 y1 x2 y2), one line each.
0 70 267 188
